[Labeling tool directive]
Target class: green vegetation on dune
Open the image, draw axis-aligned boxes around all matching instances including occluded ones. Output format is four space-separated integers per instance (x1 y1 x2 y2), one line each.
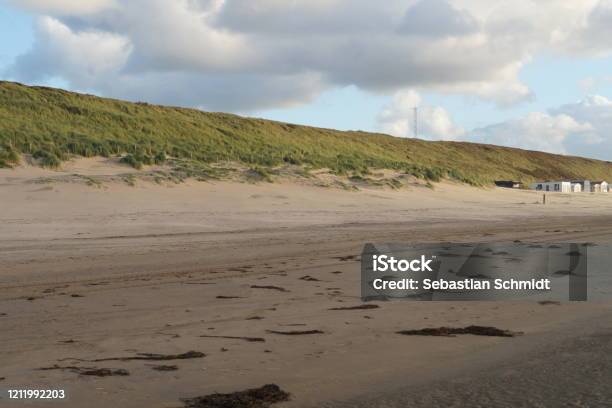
1 80 612 185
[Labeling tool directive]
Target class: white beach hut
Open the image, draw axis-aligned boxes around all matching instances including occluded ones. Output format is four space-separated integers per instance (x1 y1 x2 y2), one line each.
591 181 608 193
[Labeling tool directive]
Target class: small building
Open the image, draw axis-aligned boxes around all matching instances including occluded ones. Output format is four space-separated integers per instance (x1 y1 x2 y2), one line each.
591 181 609 193
495 180 522 189
531 181 573 193
571 180 591 192
571 183 582 193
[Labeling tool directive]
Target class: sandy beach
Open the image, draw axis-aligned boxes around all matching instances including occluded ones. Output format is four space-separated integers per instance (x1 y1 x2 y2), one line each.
1 159 612 407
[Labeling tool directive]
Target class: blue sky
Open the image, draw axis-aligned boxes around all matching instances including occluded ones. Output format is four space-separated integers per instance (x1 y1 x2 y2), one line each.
0 6 33 69
1 1 612 160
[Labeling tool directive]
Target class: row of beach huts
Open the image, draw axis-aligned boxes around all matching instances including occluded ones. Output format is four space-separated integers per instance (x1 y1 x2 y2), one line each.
531 180 608 193
495 180 609 193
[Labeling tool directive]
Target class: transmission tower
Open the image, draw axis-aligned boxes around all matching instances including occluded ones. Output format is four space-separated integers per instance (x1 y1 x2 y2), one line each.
414 106 418 138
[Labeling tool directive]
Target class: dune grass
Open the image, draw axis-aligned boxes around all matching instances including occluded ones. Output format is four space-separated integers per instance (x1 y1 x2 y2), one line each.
1 80 612 186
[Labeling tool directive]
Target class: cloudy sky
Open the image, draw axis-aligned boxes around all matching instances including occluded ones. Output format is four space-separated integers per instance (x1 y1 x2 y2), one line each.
1 0 612 160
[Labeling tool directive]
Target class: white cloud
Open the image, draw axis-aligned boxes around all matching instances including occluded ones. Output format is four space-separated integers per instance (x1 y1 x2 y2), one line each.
102 71 327 112
378 90 465 140
4 0 612 111
469 95 612 159
550 95 612 157
398 0 479 38
429 61 532 106
559 0 612 57
470 112 594 154
9 17 132 89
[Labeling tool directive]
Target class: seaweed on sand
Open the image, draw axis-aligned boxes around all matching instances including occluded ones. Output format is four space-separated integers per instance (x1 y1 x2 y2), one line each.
84 351 205 362
200 335 265 343
266 330 323 336
38 365 130 377
250 285 289 292
397 325 522 337
182 384 290 408
329 304 380 311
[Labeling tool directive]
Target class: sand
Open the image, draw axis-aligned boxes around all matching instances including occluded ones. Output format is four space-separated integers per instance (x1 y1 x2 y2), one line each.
1 159 612 407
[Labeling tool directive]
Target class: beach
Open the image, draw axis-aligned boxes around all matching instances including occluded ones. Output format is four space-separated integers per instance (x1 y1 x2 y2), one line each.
1 159 612 407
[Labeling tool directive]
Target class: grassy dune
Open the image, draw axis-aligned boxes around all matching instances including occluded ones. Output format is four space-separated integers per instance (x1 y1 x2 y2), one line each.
1 80 612 185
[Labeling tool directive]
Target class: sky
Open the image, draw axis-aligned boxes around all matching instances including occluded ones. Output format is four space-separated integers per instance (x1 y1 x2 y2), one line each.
1 0 612 160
